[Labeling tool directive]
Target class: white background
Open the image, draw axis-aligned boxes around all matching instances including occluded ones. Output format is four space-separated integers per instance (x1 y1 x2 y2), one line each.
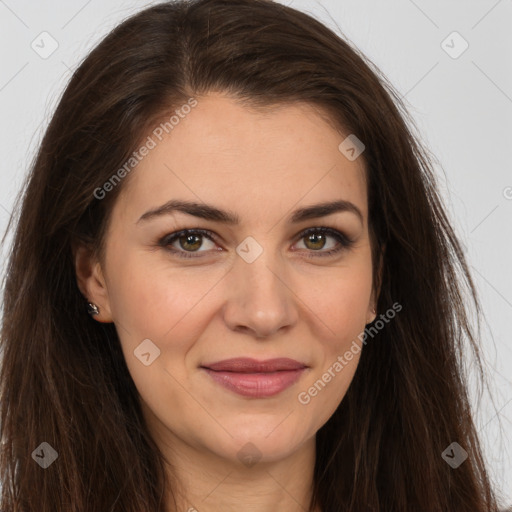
0 0 510 507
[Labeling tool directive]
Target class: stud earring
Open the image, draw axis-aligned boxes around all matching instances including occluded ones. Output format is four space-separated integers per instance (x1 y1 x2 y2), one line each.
87 302 100 316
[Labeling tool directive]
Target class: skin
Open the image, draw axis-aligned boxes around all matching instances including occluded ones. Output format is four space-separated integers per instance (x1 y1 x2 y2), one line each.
75 92 379 512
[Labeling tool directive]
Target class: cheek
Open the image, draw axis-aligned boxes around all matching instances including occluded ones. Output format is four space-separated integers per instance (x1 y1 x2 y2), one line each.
296 258 371 403
106 251 227 347
300 259 373 338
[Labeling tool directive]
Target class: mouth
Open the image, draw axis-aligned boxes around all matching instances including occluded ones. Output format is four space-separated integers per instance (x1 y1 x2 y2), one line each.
200 357 308 398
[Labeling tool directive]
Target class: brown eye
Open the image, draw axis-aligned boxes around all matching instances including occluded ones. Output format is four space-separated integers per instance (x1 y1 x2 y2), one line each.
177 233 203 252
303 232 328 251
160 229 219 258
159 226 353 260
294 227 354 258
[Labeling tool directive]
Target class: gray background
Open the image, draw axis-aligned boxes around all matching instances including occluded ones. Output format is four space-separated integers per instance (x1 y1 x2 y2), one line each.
0 0 511 506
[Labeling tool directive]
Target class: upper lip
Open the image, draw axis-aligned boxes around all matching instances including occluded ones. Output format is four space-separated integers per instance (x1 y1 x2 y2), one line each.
201 357 307 373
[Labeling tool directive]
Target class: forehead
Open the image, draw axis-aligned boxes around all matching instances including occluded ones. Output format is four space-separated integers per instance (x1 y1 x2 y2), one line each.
115 93 368 227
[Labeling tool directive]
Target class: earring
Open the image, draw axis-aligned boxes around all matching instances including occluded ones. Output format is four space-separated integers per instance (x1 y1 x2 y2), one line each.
87 302 99 316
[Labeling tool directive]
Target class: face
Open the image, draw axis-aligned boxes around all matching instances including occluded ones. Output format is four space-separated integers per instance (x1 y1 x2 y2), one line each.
77 92 377 467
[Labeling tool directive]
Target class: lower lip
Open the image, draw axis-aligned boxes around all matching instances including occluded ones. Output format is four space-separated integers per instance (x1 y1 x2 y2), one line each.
202 368 306 398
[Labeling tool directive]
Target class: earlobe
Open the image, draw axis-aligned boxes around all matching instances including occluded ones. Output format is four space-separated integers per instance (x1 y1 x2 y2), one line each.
367 306 377 325
73 242 113 323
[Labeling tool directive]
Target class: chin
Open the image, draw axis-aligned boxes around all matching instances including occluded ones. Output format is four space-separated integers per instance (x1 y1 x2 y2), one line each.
210 416 312 462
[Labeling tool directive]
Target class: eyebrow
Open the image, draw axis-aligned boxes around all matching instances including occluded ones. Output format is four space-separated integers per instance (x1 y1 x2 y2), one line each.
136 199 363 225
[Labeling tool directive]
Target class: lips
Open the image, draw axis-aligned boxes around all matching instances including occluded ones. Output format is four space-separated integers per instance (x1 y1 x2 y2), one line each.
202 357 307 373
201 358 308 398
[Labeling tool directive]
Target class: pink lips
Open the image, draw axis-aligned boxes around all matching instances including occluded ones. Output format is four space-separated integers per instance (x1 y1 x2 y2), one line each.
201 357 307 398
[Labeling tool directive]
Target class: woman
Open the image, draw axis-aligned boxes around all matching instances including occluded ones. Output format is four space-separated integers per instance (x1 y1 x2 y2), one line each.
0 0 505 510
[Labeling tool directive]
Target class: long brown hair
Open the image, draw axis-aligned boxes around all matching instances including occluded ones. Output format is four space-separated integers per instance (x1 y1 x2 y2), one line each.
0 0 504 510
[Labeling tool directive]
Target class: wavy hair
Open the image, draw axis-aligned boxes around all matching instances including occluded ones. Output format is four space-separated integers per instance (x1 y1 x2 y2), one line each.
0 0 504 510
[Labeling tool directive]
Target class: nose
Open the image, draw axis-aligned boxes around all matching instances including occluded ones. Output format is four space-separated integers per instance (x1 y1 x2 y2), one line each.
221 248 299 339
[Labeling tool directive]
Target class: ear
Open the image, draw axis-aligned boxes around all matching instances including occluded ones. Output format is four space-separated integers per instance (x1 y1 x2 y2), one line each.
367 242 385 324
72 241 113 323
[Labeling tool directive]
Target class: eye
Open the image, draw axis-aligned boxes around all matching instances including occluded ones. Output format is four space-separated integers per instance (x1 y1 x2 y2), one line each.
158 227 354 259
293 227 354 258
159 229 220 258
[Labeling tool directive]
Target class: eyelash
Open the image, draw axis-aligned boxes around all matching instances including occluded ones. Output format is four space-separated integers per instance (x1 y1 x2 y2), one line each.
158 227 354 259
